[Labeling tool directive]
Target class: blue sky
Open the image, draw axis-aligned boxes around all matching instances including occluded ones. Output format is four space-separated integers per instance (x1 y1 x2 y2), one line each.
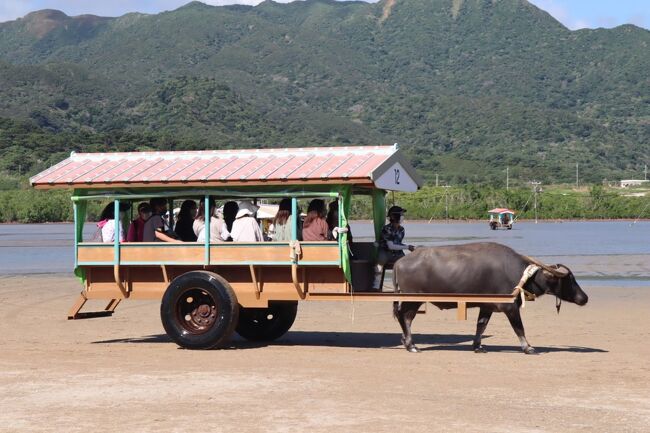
0 1 647 30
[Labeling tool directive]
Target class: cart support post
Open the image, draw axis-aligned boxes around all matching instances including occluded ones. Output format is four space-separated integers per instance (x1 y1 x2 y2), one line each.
204 195 210 266
113 199 128 298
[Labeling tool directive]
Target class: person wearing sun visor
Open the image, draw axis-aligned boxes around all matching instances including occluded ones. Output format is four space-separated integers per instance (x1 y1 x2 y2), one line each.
373 205 415 291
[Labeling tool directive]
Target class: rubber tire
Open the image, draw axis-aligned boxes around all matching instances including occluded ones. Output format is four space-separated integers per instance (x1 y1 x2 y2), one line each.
236 301 298 342
161 271 239 350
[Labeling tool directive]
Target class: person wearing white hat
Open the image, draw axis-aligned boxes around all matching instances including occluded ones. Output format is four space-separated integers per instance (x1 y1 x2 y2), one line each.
231 200 264 242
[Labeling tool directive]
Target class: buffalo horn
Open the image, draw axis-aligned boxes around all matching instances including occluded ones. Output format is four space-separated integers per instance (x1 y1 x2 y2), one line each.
523 256 570 278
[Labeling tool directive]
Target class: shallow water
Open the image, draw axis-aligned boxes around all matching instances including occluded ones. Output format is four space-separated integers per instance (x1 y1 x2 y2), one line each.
0 221 648 285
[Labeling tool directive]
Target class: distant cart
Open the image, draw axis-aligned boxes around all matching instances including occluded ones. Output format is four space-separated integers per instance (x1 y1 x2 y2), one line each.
31 145 519 349
488 208 515 230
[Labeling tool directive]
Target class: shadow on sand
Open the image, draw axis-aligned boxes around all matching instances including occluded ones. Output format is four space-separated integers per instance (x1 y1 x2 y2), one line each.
92 331 607 353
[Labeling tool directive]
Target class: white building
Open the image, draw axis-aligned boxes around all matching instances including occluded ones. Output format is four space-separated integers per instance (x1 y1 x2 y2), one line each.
620 179 649 188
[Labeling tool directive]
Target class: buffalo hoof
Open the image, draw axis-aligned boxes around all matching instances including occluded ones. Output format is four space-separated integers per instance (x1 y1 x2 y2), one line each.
406 345 421 353
474 346 487 354
524 347 538 355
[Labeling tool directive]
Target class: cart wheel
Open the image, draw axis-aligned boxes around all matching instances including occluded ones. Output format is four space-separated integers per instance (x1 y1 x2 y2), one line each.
161 271 239 350
236 301 298 342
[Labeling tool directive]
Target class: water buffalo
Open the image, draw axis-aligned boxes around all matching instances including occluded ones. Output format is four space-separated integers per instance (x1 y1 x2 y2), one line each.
392 242 588 354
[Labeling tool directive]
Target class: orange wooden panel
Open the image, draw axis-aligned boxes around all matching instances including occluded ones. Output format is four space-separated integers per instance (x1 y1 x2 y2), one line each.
121 245 203 263
300 243 340 262
78 245 112 262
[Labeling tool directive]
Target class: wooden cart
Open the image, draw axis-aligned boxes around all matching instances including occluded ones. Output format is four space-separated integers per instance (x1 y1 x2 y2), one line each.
31 145 517 349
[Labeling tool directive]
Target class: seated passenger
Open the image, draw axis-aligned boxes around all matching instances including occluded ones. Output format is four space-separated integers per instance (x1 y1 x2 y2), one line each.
223 201 239 239
193 199 230 242
143 198 181 243
97 202 131 243
231 200 264 242
272 198 300 241
126 202 151 242
325 200 353 243
302 199 328 241
175 199 198 242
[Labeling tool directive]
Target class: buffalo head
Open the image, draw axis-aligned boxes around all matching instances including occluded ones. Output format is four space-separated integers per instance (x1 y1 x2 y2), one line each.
541 264 588 306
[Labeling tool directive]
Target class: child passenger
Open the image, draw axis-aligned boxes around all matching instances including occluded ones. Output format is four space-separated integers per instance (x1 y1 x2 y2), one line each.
126 202 151 242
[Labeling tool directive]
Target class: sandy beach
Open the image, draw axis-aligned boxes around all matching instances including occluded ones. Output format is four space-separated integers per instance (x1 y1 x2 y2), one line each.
1 274 649 432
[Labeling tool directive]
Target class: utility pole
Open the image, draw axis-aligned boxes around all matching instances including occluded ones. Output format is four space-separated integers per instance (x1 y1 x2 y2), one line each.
506 167 509 191
645 164 647 181
443 185 451 223
576 163 579 189
531 181 542 224
435 173 439 187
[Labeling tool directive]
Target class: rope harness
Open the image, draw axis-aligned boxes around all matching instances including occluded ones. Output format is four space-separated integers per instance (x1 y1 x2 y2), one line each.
514 264 541 307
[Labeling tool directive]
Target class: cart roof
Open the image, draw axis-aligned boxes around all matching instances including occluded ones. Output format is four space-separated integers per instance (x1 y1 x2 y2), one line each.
30 145 422 192
488 208 515 214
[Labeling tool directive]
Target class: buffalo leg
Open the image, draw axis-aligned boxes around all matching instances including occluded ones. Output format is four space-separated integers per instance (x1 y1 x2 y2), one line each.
397 302 422 353
504 307 536 354
473 307 493 353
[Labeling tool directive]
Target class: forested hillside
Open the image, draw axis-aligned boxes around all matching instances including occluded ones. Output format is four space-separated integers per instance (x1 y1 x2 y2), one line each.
0 0 648 184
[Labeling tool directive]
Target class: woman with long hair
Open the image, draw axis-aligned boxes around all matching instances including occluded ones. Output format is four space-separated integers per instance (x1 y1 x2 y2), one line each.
193 198 229 242
97 202 131 243
223 201 239 234
301 199 328 241
174 199 198 242
272 198 296 241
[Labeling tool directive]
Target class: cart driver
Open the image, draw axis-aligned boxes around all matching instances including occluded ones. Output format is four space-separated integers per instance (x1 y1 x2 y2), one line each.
373 206 415 291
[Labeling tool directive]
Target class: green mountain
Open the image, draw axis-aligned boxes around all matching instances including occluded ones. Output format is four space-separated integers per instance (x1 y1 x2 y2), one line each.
0 0 648 184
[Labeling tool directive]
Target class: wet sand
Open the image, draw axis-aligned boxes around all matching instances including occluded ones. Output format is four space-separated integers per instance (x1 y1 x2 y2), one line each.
1 274 649 432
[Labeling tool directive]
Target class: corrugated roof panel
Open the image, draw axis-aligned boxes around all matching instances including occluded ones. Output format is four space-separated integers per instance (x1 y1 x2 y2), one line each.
273 154 313 179
135 158 179 182
211 156 256 180
81 159 124 183
58 159 108 184
345 154 388 179
182 157 234 181
254 155 294 180
115 157 164 182
161 157 201 181
286 153 333 179
231 155 275 180
30 145 423 192
97 158 147 183
329 153 374 178
309 154 351 179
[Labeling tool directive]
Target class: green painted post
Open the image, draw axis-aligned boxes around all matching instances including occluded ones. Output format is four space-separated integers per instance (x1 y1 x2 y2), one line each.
291 197 298 242
73 202 79 268
113 199 120 266
204 195 210 265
